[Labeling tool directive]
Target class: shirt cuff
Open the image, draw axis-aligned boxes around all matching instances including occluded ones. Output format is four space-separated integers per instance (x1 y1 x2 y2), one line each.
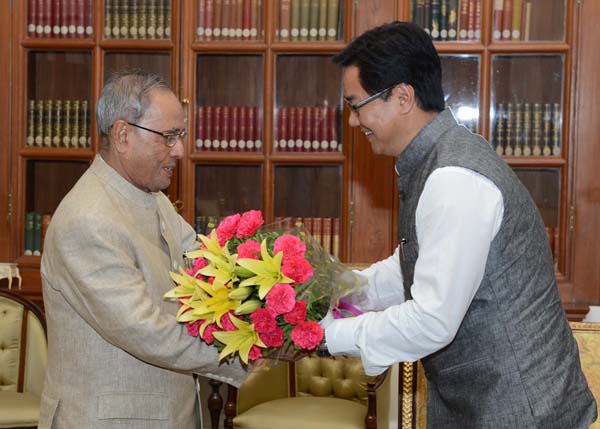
324 315 364 356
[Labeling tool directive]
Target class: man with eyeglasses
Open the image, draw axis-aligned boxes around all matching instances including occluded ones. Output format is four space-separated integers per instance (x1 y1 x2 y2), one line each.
40 70 249 428
320 22 596 428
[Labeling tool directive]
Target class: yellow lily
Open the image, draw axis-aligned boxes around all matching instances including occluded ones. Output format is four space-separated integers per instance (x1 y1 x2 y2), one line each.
183 280 241 329
213 314 266 364
236 239 294 299
164 269 209 302
187 231 239 289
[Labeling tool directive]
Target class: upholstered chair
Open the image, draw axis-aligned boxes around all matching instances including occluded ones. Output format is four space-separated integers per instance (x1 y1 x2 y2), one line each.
218 355 392 429
570 321 600 428
0 290 47 429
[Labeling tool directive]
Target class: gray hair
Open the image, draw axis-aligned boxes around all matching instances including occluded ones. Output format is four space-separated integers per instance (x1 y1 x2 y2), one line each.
96 70 171 149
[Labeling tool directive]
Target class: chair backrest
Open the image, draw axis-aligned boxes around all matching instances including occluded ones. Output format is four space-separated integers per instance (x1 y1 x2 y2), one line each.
570 321 600 428
0 290 47 397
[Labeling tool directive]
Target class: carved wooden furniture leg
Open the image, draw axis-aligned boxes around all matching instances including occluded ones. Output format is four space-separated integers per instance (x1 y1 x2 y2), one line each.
208 380 224 429
224 385 238 429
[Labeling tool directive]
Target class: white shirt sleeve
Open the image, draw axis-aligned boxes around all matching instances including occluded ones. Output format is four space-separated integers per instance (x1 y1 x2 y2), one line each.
325 166 504 375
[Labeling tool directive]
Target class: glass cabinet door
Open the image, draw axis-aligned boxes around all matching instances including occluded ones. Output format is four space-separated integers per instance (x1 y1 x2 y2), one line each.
441 55 480 132
23 160 89 256
194 164 262 234
491 55 564 157
195 55 263 152
273 164 341 258
275 0 344 42
513 168 561 266
104 0 173 40
274 54 341 153
26 51 92 150
410 0 482 42
104 52 172 83
492 0 566 42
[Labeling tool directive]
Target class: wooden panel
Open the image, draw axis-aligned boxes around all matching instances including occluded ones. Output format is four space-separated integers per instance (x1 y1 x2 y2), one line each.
570 0 600 304
0 0 11 261
352 0 399 36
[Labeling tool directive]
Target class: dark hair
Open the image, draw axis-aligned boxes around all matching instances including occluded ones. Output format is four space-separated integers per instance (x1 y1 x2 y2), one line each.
333 21 445 112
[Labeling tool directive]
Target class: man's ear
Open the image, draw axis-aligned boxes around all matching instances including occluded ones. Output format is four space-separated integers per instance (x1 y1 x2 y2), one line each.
394 83 415 113
111 119 129 154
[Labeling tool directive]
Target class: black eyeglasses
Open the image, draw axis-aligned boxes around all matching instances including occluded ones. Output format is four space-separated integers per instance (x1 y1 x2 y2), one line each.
126 122 187 147
345 85 395 117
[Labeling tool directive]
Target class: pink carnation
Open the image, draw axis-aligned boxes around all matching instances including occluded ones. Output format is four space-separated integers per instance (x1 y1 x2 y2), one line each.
248 345 263 361
216 214 241 246
281 258 314 284
237 240 262 259
202 323 218 344
237 210 264 238
283 300 307 324
250 308 278 333
290 321 323 350
259 326 284 347
220 312 241 331
266 284 296 315
186 320 200 337
273 235 306 262
185 257 208 277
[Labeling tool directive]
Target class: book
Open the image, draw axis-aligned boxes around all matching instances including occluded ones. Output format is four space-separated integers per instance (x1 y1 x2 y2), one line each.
156 0 166 39
52 99 62 147
287 107 297 150
502 0 512 40
440 0 448 40
521 0 531 41
532 103 542 156
196 106 205 149
33 213 42 256
291 0 301 40
250 0 259 39
85 0 93 36
234 0 244 39
165 0 172 38
221 106 230 150
75 0 85 37
27 100 35 146
511 0 522 40
280 0 291 40
522 103 531 156
120 0 130 38
204 105 213 150
299 0 310 40
431 0 441 40
242 0 252 39
308 0 319 40
44 100 53 147
447 0 458 40
513 103 523 156
28 0 37 37
71 100 80 148
423 0 431 35
205 0 214 39
138 0 148 38
213 106 222 149
62 100 71 148
111 0 120 38
458 0 468 40
552 103 561 156
213 0 223 39
35 100 44 147
322 217 332 254
238 106 247 150
504 103 514 156
318 0 327 39
542 103 552 156
303 106 312 151
222 0 231 39
332 217 340 258
328 106 338 151
494 103 505 155
253 106 262 150
51 0 61 37
148 0 158 39
230 106 239 150
326 0 339 40
80 100 89 148
24 212 35 256
493 0 503 40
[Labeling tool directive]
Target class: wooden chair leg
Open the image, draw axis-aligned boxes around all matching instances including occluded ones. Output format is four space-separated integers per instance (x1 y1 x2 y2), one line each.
224 385 238 429
208 380 223 429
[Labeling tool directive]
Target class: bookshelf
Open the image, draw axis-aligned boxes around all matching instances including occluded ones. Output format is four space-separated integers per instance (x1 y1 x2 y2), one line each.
1 0 600 317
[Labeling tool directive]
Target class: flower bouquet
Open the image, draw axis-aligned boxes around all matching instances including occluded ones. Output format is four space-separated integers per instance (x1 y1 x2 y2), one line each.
164 210 366 365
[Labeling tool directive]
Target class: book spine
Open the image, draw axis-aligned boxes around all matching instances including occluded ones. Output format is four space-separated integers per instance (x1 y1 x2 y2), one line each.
75 0 85 37
238 106 247 150
513 103 523 156
246 106 255 151
204 0 214 39
423 0 431 35
431 0 441 40
71 100 80 148
28 0 37 37
213 0 223 39
80 100 89 148
52 99 62 147
138 0 148 38
493 0 503 40
326 0 338 40
494 103 505 155
439 0 448 40
299 0 310 40
250 0 259 40
552 103 561 156
280 0 291 40
458 0 468 40
466 0 475 40
318 0 327 40
223 0 232 39
474 0 481 39
511 0 522 40
62 99 71 148
85 0 93 36
27 100 35 146
322 217 332 254
235 0 244 39
328 106 338 151
112 0 121 38
310 107 319 151
33 213 42 256
42 0 52 36
24 212 35 256
502 0 512 40
308 0 319 40
230 106 239 150
51 0 60 37
447 0 458 40
303 106 312 151
253 106 261 150
278 107 288 150
104 0 112 38
164 0 172 38
504 103 514 156
221 106 230 150
67 0 77 37
332 217 340 258
290 0 300 40
156 0 166 38
213 106 222 150
44 99 53 147
35 100 44 146
532 103 542 156
522 103 531 156
120 0 130 38
196 106 204 149
242 0 251 39
204 105 213 150
542 103 552 156
197 0 206 39
286 107 296 150
148 0 157 39
522 0 531 41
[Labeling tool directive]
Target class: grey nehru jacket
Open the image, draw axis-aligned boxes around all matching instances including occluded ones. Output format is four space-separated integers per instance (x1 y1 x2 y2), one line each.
395 109 597 428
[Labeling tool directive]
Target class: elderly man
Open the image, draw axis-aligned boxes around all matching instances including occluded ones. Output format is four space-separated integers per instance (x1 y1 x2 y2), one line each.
40 70 247 428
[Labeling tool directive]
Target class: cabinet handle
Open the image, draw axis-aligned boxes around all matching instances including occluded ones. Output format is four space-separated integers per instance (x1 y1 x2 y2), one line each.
181 98 190 105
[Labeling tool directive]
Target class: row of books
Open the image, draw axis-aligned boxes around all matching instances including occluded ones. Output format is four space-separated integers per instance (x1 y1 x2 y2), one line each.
26 99 92 149
275 106 340 152
493 102 562 157
195 215 341 258
410 0 480 41
276 0 341 42
27 0 93 38
195 105 262 151
493 0 533 41
196 0 263 41
24 212 52 256
104 0 172 39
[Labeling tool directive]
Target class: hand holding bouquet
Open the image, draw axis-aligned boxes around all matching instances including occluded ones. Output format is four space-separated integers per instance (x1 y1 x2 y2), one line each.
164 210 365 366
